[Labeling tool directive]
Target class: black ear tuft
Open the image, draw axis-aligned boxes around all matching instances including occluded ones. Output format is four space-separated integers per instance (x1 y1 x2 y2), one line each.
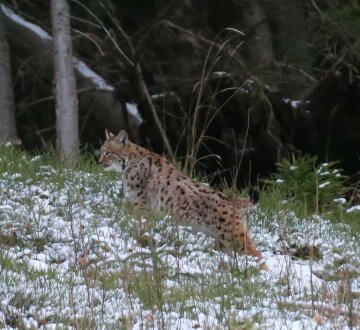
115 130 129 145
249 187 259 204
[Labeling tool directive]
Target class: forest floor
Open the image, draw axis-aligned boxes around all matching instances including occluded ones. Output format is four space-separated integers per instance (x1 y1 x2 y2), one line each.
0 148 359 329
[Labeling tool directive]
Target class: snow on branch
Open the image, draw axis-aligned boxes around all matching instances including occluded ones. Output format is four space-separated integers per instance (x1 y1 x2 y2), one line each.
0 4 52 41
72 58 114 91
0 4 113 92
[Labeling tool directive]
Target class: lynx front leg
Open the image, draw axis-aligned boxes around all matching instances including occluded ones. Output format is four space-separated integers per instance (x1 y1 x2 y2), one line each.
243 233 268 271
231 223 269 271
124 189 156 248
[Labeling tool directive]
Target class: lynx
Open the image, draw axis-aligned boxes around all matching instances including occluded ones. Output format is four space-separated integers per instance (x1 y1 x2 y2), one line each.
99 130 268 270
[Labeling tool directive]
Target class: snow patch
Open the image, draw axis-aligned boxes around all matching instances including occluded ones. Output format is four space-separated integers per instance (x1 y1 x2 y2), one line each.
0 162 358 329
126 102 143 124
347 205 360 213
211 71 230 78
333 198 346 204
282 98 310 109
318 181 330 189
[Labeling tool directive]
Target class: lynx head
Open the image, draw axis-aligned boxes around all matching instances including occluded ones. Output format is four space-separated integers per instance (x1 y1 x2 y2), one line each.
99 129 130 173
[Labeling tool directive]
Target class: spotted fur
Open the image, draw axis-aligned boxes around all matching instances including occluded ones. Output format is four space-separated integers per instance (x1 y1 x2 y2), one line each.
100 130 267 270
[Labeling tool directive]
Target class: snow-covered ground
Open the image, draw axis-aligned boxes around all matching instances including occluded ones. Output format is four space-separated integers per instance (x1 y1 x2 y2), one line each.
0 155 359 329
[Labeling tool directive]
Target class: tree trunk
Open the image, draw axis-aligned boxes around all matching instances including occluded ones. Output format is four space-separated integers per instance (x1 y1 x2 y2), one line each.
51 0 79 163
0 7 18 144
260 0 309 62
241 0 275 67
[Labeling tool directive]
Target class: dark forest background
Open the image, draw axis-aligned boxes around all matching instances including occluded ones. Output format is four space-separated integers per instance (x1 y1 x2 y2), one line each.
1 0 360 188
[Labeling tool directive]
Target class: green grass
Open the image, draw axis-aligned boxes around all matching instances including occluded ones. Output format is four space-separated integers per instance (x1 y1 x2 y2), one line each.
257 183 359 233
325 207 360 233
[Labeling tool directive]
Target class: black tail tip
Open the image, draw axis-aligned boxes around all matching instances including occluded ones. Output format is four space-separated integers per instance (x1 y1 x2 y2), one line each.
249 188 259 204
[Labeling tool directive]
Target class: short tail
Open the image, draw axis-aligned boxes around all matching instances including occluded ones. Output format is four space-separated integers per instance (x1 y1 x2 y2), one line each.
249 188 259 204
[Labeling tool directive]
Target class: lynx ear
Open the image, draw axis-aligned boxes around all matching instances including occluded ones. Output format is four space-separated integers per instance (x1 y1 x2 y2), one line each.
115 130 129 145
105 129 115 140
